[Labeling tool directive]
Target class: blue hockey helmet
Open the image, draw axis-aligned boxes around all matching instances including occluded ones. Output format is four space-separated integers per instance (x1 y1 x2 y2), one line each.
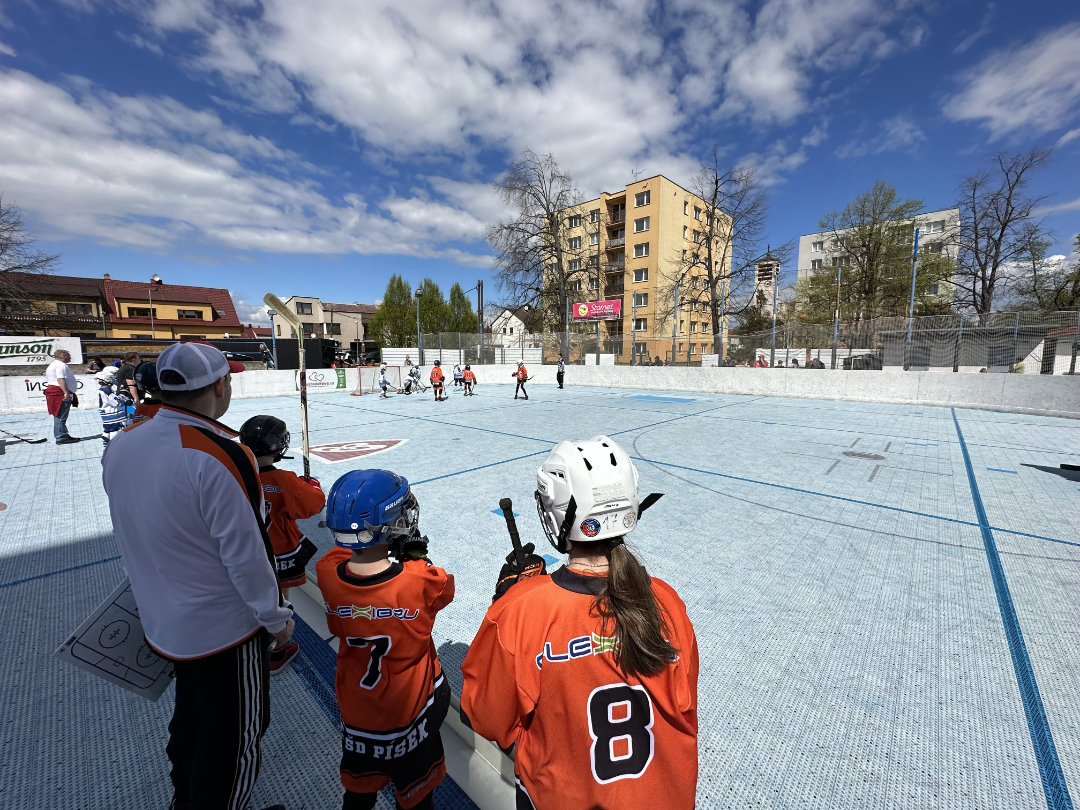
325 469 419 550
133 361 159 393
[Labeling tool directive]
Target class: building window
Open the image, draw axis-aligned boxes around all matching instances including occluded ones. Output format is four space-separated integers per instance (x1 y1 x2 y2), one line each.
128 307 156 317
924 241 943 255
176 309 203 320
679 320 684 333
634 268 649 283
302 322 317 337
634 190 650 207
568 214 582 228
569 236 582 250
633 292 648 307
634 318 647 331
590 209 600 223
811 259 823 270
589 278 599 290
509 327 514 335
570 280 583 292
926 219 946 234
0 300 32 313
589 232 599 245
812 241 824 252
928 284 940 296
587 256 598 268
326 322 342 335
568 259 582 272
634 217 650 233
692 230 701 244
689 343 696 354
683 201 688 215
690 322 697 333
57 303 93 315
129 334 153 339
683 225 688 239
633 242 649 258
295 302 313 315
276 324 281 336
694 206 701 220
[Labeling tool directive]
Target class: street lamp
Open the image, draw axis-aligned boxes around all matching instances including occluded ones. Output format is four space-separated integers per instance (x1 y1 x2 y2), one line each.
415 287 423 366
267 309 279 369
148 273 161 338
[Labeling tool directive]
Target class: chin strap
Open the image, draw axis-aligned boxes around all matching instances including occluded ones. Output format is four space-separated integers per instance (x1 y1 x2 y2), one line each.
637 492 663 519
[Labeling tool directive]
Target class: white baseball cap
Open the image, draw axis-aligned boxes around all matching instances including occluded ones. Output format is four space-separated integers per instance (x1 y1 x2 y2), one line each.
157 341 245 391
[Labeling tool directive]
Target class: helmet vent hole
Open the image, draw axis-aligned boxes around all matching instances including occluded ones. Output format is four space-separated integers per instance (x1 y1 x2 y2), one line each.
583 457 592 471
610 453 617 466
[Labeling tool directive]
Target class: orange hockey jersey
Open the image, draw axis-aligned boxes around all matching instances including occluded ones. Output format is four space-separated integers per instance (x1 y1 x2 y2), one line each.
430 367 444 385
462 369 476 384
317 548 455 732
515 365 528 382
460 566 698 810
259 467 326 588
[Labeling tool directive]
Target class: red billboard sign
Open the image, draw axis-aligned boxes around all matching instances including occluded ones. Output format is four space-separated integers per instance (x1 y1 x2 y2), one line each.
571 300 622 322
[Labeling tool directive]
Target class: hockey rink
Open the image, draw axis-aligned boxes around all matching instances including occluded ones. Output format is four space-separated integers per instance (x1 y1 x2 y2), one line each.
2 380 1079 809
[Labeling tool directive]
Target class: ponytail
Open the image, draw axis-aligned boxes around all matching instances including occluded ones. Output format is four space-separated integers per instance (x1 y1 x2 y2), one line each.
594 542 677 678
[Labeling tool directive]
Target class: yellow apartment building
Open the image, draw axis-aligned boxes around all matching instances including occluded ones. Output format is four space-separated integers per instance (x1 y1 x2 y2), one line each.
558 174 731 363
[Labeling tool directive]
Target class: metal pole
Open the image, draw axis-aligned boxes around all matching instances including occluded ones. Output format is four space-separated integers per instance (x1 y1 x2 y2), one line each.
719 274 727 364
269 311 279 369
1012 311 1020 372
952 317 962 372
671 284 678 364
632 293 637 364
415 293 422 366
770 263 778 367
831 264 840 370
1070 305 1080 375
564 297 570 361
904 227 920 369
477 279 483 364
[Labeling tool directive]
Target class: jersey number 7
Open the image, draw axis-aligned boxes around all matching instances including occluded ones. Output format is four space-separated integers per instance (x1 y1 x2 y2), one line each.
587 684 655 783
345 635 392 689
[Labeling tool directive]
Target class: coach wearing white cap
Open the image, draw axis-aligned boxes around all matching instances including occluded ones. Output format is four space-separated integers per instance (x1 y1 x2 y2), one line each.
102 341 293 810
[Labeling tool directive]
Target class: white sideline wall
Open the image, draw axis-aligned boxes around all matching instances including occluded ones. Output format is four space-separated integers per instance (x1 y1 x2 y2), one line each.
3 364 1077 419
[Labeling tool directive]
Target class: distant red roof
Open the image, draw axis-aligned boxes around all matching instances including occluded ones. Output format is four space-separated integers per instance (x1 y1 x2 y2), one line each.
104 278 241 327
241 325 273 338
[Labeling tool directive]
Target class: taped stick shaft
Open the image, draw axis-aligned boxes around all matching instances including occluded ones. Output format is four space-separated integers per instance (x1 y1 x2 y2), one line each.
498 497 526 566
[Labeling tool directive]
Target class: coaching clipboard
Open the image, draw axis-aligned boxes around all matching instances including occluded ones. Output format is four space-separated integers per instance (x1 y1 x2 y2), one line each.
55 578 174 701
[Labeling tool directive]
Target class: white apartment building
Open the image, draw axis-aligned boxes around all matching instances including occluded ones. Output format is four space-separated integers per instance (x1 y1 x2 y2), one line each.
796 207 960 298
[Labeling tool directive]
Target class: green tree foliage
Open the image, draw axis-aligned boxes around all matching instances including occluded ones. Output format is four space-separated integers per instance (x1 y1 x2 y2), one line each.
368 274 416 346
446 283 478 332
803 180 953 321
416 278 449 334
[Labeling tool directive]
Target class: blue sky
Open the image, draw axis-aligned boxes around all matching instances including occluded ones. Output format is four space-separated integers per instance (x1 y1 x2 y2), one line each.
1 0 1078 325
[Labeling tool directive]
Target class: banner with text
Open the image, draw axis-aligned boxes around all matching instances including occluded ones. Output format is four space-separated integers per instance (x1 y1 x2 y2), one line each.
0 337 83 366
571 300 622 322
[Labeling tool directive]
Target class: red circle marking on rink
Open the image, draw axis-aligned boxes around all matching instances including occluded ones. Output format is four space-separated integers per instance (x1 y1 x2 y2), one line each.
0 503 6 511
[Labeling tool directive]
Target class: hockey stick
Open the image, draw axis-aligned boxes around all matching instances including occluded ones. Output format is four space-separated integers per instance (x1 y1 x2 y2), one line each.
498 497 526 568
263 293 311 479
0 427 48 444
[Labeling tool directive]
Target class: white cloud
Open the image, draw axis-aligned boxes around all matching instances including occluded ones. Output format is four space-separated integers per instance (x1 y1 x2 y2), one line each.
835 114 926 159
0 41 15 57
944 23 1080 139
1056 128 1080 148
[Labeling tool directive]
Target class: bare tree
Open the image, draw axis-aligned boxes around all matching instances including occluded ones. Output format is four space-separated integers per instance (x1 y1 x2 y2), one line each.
488 150 587 336
0 196 60 332
662 153 785 356
954 148 1052 315
1013 233 1080 311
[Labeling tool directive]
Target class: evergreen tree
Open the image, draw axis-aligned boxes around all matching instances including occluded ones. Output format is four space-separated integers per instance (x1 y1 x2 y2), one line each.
447 283 478 332
368 274 416 346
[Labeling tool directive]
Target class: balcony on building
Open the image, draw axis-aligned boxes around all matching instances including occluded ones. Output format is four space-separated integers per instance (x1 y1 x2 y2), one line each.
605 258 625 273
605 237 625 250
603 281 625 298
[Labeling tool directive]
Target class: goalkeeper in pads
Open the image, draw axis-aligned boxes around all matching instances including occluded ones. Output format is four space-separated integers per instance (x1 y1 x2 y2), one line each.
460 436 698 810
317 469 454 810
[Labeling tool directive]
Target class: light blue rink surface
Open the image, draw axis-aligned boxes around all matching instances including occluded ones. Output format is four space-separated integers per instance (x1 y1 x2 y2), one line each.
2 383 1080 809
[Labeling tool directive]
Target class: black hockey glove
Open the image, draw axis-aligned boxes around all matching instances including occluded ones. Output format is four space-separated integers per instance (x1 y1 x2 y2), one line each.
393 533 431 563
493 543 547 602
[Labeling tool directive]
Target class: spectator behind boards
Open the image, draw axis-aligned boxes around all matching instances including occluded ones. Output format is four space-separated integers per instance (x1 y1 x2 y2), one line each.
461 435 698 809
102 341 294 810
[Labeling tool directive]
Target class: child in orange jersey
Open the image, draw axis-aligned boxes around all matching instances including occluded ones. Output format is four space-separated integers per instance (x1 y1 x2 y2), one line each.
512 360 529 399
462 364 477 396
318 469 454 810
461 435 698 810
239 415 326 674
429 359 446 401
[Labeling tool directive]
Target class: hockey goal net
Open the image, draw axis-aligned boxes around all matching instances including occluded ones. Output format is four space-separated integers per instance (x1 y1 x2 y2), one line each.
352 365 403 396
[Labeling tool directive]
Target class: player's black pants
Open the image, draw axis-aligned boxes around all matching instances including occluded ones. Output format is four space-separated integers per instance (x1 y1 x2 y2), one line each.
166 630 271 810
556 371 564 389
514 382 528 399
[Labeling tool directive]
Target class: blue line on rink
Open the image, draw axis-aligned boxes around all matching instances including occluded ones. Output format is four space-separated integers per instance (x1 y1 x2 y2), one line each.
0 554 121 590
632 456 1080 551
988 467 1019 474
952 409 1074 810
291 617 479 808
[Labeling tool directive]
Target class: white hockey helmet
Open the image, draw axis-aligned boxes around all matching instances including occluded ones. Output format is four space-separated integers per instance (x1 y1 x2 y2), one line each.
535 435 640 553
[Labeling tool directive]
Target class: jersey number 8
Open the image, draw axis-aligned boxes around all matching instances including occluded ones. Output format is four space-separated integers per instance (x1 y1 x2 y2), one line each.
587 683 655 783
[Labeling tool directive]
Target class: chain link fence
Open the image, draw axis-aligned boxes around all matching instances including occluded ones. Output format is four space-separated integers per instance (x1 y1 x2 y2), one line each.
397 310 1080 373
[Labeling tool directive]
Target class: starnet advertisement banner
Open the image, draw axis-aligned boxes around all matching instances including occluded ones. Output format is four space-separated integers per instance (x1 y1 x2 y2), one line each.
571 300 622 322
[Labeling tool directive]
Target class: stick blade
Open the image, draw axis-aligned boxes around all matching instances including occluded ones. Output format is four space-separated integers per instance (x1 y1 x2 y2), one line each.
263 293 301 329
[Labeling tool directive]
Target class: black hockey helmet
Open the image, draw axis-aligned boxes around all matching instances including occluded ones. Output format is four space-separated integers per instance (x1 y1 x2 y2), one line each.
133 361 159 393
465 364 470 370
434 359 441 366
239 415 291 461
